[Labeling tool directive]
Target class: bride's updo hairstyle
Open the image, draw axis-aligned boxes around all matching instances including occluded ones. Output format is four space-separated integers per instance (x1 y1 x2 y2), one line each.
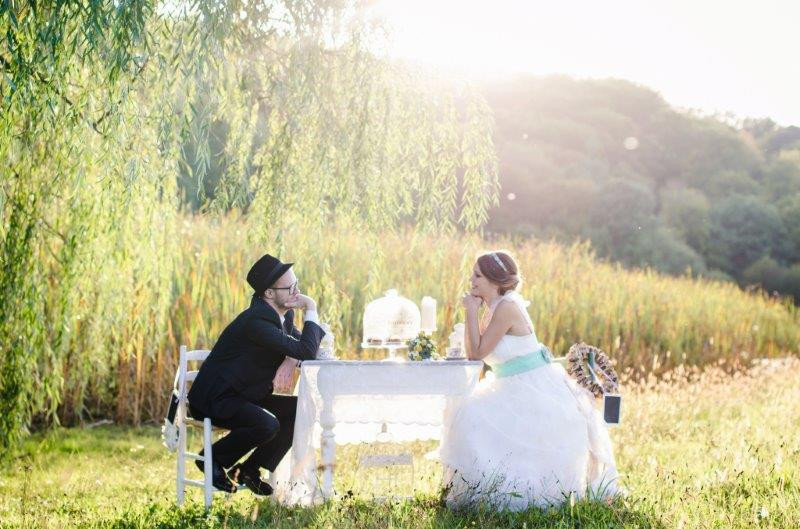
476 250 521 295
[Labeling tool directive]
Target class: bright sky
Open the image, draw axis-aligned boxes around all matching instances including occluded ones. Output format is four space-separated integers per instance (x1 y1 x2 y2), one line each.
369 0 800 126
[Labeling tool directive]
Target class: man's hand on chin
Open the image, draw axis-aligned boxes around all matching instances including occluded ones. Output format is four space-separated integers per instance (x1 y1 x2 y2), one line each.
284 292 320 326
284 293 317 312
273 357 299 394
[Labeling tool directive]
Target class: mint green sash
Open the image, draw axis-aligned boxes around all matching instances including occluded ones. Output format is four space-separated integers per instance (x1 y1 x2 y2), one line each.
492 346 552 378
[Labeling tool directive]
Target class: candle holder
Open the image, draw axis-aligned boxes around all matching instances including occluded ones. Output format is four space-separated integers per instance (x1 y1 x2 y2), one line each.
446 323 466 359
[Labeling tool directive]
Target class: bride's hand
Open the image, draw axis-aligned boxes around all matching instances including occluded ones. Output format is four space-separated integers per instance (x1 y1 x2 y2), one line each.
461 293 481 313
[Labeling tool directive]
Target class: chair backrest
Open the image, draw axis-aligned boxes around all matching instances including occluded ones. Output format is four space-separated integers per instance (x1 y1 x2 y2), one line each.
175 345 211 418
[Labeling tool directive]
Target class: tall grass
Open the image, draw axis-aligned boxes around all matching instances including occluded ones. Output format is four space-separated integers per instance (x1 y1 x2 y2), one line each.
35 215 800 427
106 216 798 424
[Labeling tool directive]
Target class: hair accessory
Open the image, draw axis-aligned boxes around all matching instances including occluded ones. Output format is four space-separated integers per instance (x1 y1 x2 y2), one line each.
491 252 508 273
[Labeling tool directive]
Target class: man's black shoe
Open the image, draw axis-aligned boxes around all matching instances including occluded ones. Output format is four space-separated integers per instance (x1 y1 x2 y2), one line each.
195 454 237 493
227 464 274 496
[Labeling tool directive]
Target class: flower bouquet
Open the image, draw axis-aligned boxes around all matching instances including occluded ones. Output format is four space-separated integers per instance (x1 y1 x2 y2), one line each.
407 331 440 361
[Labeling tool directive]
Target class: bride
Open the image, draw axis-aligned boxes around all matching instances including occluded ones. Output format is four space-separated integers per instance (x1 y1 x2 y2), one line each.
439 250 619 511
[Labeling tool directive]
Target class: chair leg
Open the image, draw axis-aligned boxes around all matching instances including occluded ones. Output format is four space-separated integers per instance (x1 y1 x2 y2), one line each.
203 418 213 508
177 419 187 506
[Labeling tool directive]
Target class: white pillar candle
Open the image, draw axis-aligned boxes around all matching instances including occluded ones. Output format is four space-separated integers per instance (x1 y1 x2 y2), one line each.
420 296 437 332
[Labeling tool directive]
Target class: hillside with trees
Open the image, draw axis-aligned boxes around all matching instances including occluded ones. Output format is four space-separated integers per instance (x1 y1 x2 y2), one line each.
484 76 800 301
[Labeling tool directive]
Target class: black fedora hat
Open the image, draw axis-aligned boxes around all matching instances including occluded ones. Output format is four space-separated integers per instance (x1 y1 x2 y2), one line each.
247 254 294 295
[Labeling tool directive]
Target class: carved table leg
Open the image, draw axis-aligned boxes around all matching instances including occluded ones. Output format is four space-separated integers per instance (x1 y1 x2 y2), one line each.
320 408 336 500
318 369 336 500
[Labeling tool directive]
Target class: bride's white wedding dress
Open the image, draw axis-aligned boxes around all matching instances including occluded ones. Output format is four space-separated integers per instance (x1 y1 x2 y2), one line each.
439 291 619 511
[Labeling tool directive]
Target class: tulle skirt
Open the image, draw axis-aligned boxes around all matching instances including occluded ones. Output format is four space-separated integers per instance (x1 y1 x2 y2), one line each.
439 363 619 511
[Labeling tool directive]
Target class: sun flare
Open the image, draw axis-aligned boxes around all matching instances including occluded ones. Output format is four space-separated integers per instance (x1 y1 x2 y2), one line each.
369 0 800 125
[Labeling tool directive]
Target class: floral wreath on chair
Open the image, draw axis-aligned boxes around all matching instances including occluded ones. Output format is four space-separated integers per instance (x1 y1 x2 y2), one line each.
566 342 619 398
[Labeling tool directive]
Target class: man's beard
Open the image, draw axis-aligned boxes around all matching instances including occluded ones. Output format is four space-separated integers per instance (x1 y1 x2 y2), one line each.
274 296 292 311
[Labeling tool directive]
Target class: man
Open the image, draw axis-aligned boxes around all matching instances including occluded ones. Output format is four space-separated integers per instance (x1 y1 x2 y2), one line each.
188 254 325 495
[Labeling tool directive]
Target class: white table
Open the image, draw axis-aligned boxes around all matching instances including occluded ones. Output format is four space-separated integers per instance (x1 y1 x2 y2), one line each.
273 359 483 505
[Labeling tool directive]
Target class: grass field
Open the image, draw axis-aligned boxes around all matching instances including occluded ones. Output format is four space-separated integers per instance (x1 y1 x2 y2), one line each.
2 358 798 529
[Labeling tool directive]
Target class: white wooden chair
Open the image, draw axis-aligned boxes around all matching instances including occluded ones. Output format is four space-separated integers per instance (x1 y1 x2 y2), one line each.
174 345 241 508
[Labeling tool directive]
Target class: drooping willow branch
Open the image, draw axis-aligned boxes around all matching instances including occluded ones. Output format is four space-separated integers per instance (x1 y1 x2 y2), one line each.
0 0 499 451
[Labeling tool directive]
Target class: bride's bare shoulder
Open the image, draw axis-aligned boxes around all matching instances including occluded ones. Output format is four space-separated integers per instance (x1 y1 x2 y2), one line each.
492 299 518 319
494 298 528 327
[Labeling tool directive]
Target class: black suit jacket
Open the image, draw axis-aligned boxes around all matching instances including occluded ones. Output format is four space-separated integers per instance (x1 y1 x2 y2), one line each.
188 295 325 419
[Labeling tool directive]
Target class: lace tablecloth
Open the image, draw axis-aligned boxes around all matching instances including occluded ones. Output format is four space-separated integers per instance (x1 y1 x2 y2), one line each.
272 359 483 505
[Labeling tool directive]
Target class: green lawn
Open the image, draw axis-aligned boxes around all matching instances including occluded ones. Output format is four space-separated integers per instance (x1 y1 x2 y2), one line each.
2 359 798 529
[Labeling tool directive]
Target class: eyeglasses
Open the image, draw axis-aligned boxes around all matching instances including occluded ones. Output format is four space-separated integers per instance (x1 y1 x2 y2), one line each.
270 280 298 294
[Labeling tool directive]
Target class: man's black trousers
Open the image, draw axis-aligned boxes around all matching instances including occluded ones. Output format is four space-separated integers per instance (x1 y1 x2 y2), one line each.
190 394 297 472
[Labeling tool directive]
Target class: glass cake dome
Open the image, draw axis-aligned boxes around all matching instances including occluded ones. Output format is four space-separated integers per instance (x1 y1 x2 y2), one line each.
362 289 421 346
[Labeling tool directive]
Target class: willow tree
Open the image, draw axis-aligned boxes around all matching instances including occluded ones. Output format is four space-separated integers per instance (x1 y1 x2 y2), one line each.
0 0 497 449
